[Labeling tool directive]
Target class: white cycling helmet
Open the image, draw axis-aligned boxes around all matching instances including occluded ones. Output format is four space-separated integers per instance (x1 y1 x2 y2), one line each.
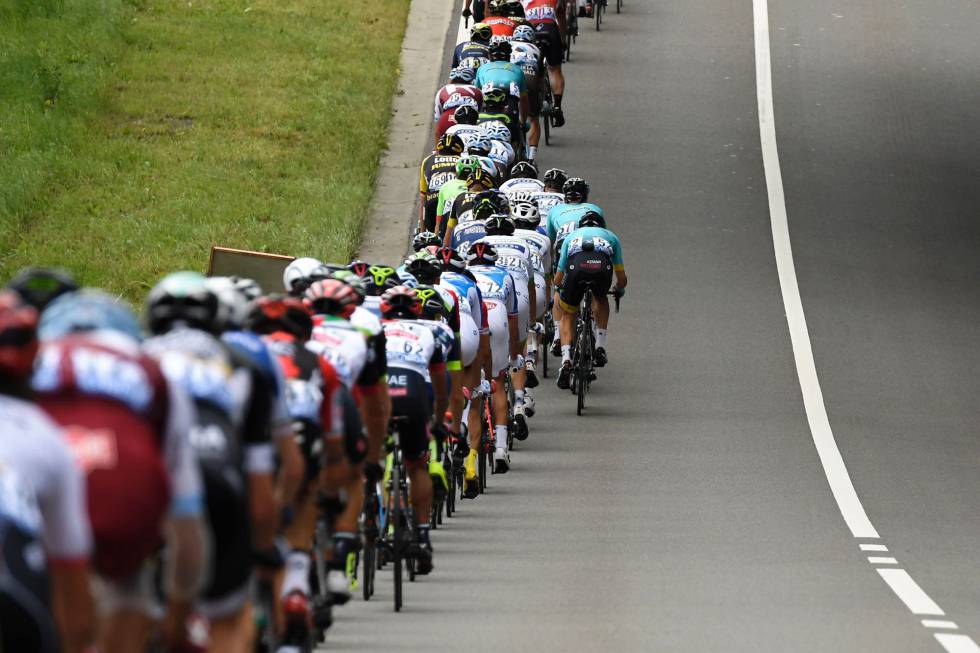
467 135 492 156
480 120 511 143
204 276 250 331
283 257 329 294
512 25 535 43
510 200 540 227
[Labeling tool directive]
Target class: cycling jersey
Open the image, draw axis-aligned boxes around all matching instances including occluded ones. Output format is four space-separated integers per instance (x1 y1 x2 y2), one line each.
433 84 483 122
500 177 545 195
469 264 519 375
35 330 202 579
468 265 519 316
546 201 605 243
417 319 457 373
522 0 560 24
436 177 468 233
476 62 526 101
452 217 488 256
308 315 369 390
420 153 460 231
440 271 488 333
382 320 446 383
488 140 516 172
516 227 552 276
511 41 543 78
443 123 483 149
557 226 625 271
451 40 491 68
484 16 518 39
221 329 293 441
531 190 565 216
478 111 523 146
481 235 535 337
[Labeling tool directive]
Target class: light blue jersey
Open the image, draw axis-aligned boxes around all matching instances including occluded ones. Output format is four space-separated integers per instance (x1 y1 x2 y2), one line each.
557 226 625 271
546 202 605 243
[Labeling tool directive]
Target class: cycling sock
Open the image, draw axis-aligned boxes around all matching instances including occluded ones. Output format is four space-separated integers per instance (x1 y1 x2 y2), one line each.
282 550 311 598
528 145 538 160
495 425 508 448
416 523 431 544
561 345 571 363
515 389 525 406
462 400 471 425
596 328 607 348
554 93 563 109
329 532 357 571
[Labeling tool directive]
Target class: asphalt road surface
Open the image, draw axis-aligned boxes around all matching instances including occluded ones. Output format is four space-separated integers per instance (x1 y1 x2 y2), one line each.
324 1 979 650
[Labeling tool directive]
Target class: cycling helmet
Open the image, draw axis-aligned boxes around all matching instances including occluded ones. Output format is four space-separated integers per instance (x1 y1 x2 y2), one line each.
230 276 262 302
480 120 511 143
449 66 476 84
466 168 496 189
205 276 251 332
578 209 605 228
512 25 535 42
466 241 499 265
414 285 446 320
470 23 493 43
510 161 538 179
435 246 467 272
489 40 512 61
403 252 443 285
146 271 220 335
482 87 508 107
484 213 516 236
467 134 492 156
510 200 540 228
436 132 466 155
456 154 482 178
488 0 508 14
505 0 526 17
412 231 442 251
542 167 568 189
304 279 360 318
0 291 39 380
7 267 78 311
348 262 400 296
453 104 479 125
245 294 314 340
327 270 367 304
472 199 499 223
40 289 142 342
283 257 330 295
474 189 509 213
562 177 590 202
379 285 421 319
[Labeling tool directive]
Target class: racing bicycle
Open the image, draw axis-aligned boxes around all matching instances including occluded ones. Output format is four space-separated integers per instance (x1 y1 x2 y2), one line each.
570 282 620 415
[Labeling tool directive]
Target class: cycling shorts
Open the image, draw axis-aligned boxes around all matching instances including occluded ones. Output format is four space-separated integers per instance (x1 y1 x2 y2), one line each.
198 464 252 618
0 581 59 653
525 74 542 117
387 368 432 462
92 563 164 620
483 299 511 376
459 312 480 368
534 22 563 67
559 251 613 313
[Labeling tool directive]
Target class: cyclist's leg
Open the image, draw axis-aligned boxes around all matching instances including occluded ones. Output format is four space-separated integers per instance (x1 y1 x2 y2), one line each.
93 569 161 653
544 24 567 125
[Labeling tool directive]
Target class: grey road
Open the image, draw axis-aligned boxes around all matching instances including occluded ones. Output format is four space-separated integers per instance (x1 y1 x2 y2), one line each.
325 0 979 649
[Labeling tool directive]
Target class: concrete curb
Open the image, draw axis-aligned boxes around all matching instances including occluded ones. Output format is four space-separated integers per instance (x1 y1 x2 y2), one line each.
357 0 456 263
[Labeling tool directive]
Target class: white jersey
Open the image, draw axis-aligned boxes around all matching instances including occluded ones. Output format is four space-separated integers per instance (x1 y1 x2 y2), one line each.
0 395 92 561
481 235 534 282
531 190 565 217
382 320 443 381
511 42 543 77
516 227 551 275
500 178 544 196
308 315 368 389
445 123 483 149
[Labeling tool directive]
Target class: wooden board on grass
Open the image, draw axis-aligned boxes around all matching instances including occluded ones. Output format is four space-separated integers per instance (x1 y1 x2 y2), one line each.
207 246 294 295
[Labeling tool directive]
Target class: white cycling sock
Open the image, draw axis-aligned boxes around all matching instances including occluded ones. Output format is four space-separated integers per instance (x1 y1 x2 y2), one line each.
561 345 571 363
495 425 508 449
528 145 537 161
596 329 607 348
461 401 471 426
515 389 525 407
281 550 311 599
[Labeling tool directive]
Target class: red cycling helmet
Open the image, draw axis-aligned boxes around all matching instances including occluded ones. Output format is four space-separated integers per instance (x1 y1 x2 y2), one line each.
380 285 422 319
304 279 360 319
245 294 314 341
0 290 40 382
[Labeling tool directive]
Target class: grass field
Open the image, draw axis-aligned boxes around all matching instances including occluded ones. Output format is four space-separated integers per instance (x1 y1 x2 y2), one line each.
0 0 409 300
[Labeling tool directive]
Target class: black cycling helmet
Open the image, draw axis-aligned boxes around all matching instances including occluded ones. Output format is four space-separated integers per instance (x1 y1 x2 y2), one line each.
579 209 605 228
474 189 509 213
509 161 538 180
7 267 78 311
484 213 516 236
466 168 496 189
414 285 447 320
466 241 499 265
348 261 399 296
245 294 314 341
542 167 568 189
403 252 443 285
482 87 508 108
454 105 479 126
562 177 590 203
489 41 512 61
504 0 525 18
412 231 442 252
436 132 466 155
145 271 220 335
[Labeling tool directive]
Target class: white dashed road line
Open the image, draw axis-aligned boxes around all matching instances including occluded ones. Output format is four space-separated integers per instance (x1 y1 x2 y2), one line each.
751 0 978 650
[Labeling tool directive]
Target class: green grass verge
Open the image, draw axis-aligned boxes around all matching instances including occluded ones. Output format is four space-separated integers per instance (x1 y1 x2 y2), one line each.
1 0 409 299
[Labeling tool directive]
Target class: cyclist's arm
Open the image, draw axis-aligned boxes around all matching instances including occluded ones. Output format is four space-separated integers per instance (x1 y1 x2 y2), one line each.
358 333 390 464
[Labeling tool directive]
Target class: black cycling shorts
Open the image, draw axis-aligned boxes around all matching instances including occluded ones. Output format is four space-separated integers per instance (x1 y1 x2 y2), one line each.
525 74 542 117
534 22 563 67
200 464 252 602
338 384 367 464
559 251 613 313
386 368 433 461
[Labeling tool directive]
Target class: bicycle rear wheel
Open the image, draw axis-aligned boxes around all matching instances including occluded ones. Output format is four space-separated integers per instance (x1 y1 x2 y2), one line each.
389 463 403 612
616 0 621 13
362 540 375 600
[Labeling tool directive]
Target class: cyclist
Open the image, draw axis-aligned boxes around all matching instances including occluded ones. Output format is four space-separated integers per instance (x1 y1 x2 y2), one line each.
453 23 492 67
379 286 451 574
443 103 484 154
533 167 568 216
481 120 517 171
412 230 443 252
480 215 536 438
524 0 566 127
466 242 520 473
0 291 95 653
35 289 208 653
420 133 465 232
141 273 280 652
6 266 79 311
509 26 544 161
553 212 628 388
475 41 528 130
546 177 605 247
283 257 332 297
501 161 545 195
484 0 518 40
478 87 524 150
444 169 498 248
512 200 552 394
465 134 502 180
436 153 480 235
434 67 482 145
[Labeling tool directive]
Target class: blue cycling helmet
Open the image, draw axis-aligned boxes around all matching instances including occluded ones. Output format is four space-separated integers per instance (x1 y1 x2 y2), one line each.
39 289 142 342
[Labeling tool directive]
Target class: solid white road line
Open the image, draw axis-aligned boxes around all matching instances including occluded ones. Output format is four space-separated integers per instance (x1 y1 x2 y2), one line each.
750 0 878 542
935 634 980 653
752 0 978 648
923 620 960 630
860 543 889 552
868 556 899 565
